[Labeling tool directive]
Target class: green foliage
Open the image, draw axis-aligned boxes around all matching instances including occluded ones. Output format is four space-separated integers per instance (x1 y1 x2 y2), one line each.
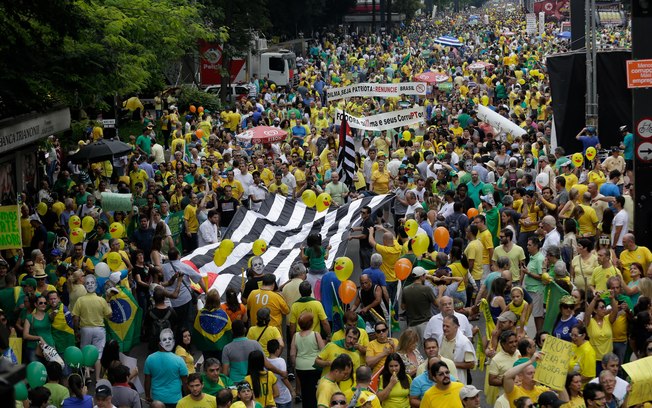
0 0 215 119
175 86 223 114
393 0 424 22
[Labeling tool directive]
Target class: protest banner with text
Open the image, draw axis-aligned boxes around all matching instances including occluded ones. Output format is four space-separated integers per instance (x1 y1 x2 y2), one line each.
327 82 427 101
623 356 652 406
335 107 426 132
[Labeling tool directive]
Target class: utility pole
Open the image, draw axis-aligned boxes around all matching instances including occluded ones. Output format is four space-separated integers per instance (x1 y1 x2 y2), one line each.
584 0 598 128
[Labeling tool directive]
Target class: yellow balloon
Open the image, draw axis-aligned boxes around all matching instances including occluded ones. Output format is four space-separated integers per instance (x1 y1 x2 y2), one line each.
316 193 332 212
70 228 85 244
36 202 47 216
218 239 235 257
541 272 552 284
411 233 430 256
572 152 584 167
81 216 95 233
402 130 412 141
214 251 227 267
404 219 419 238
106 252 122 272
333 257 354 282
302 189 317 208
109 222 124 239
252 239 268 256
69 215 81 231
586 146 597 161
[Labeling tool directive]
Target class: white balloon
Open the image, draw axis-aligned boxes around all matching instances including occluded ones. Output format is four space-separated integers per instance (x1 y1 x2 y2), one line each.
536 172 549 188
109 271 122 284
95 262 111 278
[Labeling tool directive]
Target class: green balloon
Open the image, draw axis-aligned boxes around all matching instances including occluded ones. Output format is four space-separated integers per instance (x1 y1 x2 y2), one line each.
26 361 47 388
82 344 100 367
64 346 83 367
14 382 28 401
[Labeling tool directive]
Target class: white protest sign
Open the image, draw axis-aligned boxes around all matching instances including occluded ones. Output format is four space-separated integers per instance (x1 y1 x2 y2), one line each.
526 14 537 34
335 107 426 131
327 82 427 101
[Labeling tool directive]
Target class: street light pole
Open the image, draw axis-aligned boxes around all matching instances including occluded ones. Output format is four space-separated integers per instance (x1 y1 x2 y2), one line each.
585 0 598 127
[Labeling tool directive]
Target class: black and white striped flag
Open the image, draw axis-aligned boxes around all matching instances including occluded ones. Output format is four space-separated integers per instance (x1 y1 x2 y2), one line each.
181 193 393 296
336 113 356 187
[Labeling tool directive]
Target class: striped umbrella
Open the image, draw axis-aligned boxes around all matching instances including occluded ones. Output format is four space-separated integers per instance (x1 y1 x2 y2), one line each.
434 36 463 47
414 71 450 84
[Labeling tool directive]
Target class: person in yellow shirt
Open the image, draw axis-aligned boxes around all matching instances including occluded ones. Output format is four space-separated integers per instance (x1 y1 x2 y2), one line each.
244 350 279 407
246 274 289 329
315 327 362 392
288 281 330 339
369 226 402 303
365 321 399 373
619 234 652 283
316 356 353 408
590 249 621 293
502 352 552 408
465 225 485 284
419 361 464 408
176 373 217 408
222 169 244 201
183 194 199 252
331 311 370 351
247 308 284 358
560 162 578 191
474 215 495 278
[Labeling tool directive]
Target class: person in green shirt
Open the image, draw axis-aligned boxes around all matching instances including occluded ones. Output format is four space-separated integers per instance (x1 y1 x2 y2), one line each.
136 126 153 156
201 358 235 397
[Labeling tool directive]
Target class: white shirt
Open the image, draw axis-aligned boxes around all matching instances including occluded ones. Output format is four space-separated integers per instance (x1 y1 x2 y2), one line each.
235 170 254 196
436 330 476 385
410 187 425 202
151 143 165 164
589 376 629 405
440 201 455 219
198 219 219 247
281 172 297 195
423 312 473 341
612 209 628 246
541 229 561 258
249 183 268 211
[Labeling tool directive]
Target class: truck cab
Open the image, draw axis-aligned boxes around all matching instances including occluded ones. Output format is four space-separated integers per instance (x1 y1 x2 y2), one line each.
258 50 298 87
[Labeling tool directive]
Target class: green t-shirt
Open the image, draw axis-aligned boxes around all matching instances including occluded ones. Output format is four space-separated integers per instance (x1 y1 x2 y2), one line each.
136 134 152 155
201 373 234 397
304 247 326 271
44 383 70 408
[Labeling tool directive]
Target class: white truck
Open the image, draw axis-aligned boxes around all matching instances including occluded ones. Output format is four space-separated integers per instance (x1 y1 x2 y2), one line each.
199 38 298 88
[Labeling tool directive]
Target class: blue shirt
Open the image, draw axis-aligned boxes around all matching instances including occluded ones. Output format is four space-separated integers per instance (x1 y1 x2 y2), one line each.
578 135 600 153
363 267 387 287
291 125 306 138
623 133 634 160
144 351 188 403
409 371 459 399
599 182 621 198
553 316 578 342
62 395 93 408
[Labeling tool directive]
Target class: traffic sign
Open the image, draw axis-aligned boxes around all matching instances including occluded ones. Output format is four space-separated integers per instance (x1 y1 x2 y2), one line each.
637 142 652 161
637 118 652 138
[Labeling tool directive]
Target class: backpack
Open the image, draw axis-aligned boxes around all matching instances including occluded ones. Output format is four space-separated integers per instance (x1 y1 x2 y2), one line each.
448 213 463 240
149 308 172 345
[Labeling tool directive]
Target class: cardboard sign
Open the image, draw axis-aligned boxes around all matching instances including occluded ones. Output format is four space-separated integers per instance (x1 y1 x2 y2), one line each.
0 206 21 249
534 336 574 390
623 356 652 406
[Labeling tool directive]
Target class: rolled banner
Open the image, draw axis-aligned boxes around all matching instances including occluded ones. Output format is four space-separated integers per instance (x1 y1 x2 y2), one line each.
476 105 526 138
101 192 133 212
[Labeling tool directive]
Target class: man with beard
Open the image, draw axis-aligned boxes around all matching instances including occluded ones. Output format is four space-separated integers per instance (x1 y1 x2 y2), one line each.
419 361 465 408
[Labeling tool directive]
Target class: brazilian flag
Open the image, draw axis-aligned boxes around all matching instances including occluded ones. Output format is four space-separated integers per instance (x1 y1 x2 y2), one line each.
0 286 24 325
50 303 76 354
106 286 142 352
543 282 569 333
192 308 232 352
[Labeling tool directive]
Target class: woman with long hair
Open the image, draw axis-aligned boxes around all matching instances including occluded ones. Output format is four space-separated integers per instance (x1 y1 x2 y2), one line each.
245 349 279 408
620 262 643 304
448 246 469 308
194 289 230 360
62 373 92 408
565 372 585 408
585 291 618 375
377 353 411 408
488 277 509 323
175 327 195 374
300 233 330 299
395 329 424 378
22 294 55 363
290 312 324 408
220 287 248 325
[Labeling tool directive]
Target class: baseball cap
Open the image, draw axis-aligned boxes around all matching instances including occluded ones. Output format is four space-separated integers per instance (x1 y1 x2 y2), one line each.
95 384 112 398
497 311 518 323
459 385 481 400
51 248 63 257
538 391 565 408
412 267 427 277
480 194 495 207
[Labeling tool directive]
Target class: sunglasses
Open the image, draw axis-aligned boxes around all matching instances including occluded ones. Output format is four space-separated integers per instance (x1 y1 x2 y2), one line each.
376 328 388 333
331 400 347 406
561 304 573 309
38 301 47 305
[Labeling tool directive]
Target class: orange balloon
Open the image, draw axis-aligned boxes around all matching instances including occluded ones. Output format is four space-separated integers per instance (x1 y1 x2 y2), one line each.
467 208 479 218
394 258 413 281
434 226 450 248
338 280 357 304
189 105 197 113
198 106 204 113
196 129 204 138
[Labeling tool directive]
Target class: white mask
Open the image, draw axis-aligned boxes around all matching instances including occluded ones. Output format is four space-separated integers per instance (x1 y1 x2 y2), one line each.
84 275 97 294
252 258 264 275
159 328 175 352
525 158 533 166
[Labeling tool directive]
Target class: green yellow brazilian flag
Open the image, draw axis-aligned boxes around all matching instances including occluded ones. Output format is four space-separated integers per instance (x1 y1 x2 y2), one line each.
105 286 142 352
192 307 232 352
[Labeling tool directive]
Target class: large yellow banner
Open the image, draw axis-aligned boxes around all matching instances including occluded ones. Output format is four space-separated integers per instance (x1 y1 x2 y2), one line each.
623 356 652 406
0 205 21 249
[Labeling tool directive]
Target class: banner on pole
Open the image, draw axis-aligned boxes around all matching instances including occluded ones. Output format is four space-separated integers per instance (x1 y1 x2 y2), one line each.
335 107 426 131
0 206 21 249
327 82 427 101
167 211 185 252
526 14 537 34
